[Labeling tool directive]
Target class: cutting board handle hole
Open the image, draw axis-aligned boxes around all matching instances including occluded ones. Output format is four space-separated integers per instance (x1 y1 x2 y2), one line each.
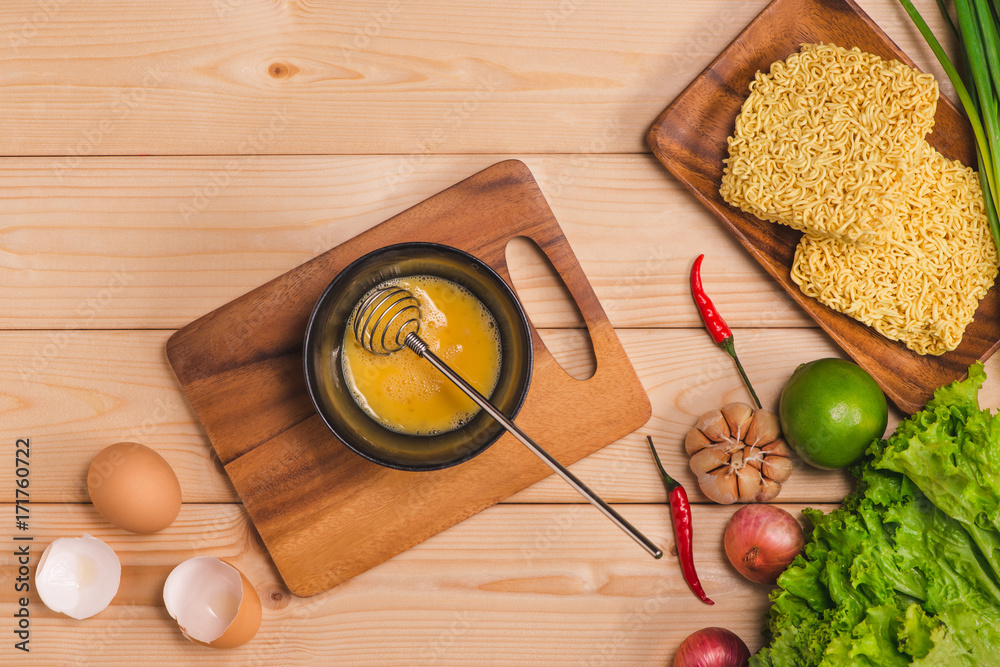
505 236 596 381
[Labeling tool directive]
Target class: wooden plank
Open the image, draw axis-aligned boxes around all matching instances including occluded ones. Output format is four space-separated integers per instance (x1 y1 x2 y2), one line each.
0 154 807 330
11 325 975 506
0 0 945 155
1 329 234 503
0 502 832 663
0 0 767 155
0 1 956 156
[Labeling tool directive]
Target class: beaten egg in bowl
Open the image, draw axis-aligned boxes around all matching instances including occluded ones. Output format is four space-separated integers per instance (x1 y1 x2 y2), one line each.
342 275 502 435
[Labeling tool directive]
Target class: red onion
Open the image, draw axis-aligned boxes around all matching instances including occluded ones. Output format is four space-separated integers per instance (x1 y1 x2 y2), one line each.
673 627 750 667
724 504 804 585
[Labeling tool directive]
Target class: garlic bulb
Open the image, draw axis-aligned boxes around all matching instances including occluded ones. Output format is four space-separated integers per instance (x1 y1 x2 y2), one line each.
685 402 793 504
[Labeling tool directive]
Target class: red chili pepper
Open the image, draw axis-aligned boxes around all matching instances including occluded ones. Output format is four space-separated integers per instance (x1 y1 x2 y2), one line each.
646 436 714 605
690 254 762 409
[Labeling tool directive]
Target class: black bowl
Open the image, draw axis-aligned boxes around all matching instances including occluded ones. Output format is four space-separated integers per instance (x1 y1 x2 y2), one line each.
303 242 533 471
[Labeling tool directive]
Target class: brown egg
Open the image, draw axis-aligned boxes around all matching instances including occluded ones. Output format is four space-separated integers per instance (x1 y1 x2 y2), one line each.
87 442 182 533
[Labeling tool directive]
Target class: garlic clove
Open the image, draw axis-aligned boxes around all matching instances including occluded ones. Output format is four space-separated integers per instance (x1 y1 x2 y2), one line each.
720 439 745 455
763 455 794 484
743 445 764 470
685 428 713 456
689 445 730 477
722 402 754 442
745 409 780 447
699 468 739 504
756 478 782 502
695 410 730 442
762 438 792 457
730 449 744 470
736 466 763 502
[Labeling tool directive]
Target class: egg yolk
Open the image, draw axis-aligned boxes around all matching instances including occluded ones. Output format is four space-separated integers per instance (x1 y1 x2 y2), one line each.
341 275 502 435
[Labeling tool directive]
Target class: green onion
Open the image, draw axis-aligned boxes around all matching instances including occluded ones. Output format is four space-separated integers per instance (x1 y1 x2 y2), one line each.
898 0 1000 259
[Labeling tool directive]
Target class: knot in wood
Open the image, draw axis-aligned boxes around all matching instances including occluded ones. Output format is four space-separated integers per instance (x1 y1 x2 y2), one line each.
268 61 298 80
264 586 291 610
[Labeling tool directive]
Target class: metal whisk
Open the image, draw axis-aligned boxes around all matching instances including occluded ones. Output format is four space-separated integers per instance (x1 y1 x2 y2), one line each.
353 286 663 559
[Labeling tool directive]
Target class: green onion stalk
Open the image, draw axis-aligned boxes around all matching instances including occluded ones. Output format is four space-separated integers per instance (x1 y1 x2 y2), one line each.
898 0 1000 260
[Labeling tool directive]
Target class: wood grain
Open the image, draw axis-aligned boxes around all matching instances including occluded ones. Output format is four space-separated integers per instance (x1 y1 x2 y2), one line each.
2 327 882 506
647 0 997 414
0 0 953 156
0 502 832 665
20 325 1000 506
0 154 809 330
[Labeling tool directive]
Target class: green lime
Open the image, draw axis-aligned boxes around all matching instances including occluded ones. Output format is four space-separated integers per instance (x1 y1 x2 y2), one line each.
778 358 888 470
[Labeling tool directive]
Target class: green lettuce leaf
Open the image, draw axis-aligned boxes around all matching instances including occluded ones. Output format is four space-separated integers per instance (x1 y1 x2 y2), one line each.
752 363 1000 666
875 363 1000 584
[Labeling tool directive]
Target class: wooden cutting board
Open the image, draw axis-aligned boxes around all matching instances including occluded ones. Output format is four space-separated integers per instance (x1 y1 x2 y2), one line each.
646 0 1000 414
166 159 652 597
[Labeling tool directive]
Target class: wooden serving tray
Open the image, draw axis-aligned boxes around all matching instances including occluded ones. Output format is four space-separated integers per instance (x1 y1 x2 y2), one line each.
166 160 651 597
647 0 1000 414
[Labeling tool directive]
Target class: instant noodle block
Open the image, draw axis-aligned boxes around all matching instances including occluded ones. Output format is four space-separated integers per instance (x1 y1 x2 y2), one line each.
720 43 938 245
792 146 998 356
648 0 1000 411
720 42 998 357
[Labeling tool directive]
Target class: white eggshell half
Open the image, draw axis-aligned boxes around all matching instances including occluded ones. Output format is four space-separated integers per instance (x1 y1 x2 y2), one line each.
35 534 121 620
162 557 260 648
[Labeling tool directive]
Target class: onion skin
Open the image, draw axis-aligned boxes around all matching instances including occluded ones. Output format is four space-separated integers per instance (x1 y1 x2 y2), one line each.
673 627 750 667
724 505 805 585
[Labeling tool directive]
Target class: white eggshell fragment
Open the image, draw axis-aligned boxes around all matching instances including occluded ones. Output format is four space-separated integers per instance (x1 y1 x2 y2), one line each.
163 557 261 649
35 534 121 620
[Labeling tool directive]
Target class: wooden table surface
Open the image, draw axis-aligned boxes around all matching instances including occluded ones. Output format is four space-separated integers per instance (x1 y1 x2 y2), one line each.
2 1 996 664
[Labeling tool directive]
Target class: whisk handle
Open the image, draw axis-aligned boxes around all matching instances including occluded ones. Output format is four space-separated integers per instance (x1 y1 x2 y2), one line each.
404 333 663 560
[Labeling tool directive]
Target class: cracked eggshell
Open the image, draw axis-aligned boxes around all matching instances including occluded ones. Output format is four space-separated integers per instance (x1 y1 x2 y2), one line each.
87 442 182 534
35 534 121 620
163 557 261 649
